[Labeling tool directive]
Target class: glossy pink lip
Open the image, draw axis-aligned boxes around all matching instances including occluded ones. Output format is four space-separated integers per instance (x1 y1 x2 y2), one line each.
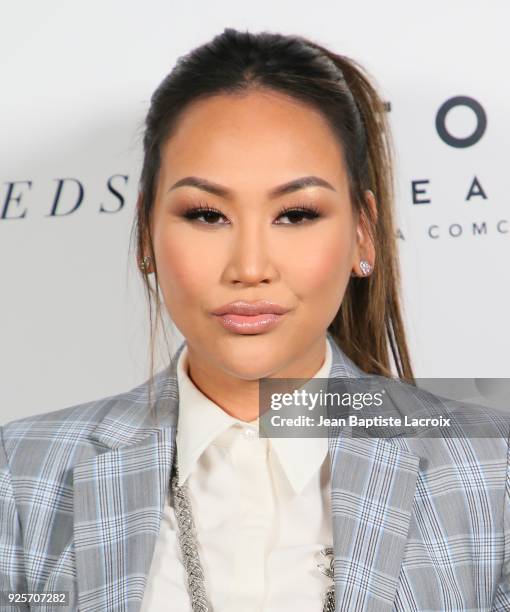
211 300 291 335
213 313 286 334
211 300 291 316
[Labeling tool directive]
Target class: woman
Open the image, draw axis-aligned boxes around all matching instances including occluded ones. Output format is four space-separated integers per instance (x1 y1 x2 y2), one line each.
1 28 509 612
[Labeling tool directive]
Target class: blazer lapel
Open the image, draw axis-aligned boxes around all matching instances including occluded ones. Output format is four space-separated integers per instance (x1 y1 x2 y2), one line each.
326 334 421 612
72 344 184 612
72 333 421 612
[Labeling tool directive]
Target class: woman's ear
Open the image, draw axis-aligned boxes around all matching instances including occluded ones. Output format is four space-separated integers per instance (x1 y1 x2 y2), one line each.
351 190 377 277
365 189 378 226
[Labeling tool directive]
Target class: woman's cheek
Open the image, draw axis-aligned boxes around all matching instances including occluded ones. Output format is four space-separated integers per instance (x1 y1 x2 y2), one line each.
156 235 220 307
294 237 349 296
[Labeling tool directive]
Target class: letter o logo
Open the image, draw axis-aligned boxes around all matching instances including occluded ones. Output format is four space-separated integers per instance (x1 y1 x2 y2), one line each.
436 96 487 148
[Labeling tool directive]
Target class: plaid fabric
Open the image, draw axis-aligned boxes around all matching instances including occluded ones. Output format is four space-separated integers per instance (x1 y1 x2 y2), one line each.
1 331 509 611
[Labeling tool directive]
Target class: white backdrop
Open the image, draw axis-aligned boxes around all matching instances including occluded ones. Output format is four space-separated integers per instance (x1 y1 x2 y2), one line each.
1 0 509 424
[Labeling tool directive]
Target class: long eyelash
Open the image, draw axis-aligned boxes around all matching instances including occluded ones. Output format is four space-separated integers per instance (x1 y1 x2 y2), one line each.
182 202 321 221
277 203 321 218
182 204 222 219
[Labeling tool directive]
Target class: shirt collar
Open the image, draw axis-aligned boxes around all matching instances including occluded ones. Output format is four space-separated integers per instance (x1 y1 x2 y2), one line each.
176 336 333 494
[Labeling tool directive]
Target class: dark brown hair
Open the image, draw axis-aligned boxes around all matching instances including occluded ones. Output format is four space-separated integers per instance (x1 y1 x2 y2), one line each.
129 27 415 403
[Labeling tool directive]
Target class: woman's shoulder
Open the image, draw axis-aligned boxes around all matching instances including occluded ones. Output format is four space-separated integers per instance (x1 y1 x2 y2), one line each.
3 385 135 443
0 364 174 477
342 372 510 463
378 375 510 469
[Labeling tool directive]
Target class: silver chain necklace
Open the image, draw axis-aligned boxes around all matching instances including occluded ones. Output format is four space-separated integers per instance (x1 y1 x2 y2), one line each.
170 447 336 612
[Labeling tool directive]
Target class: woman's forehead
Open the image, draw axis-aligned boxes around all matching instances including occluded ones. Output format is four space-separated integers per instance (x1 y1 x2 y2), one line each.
159 90 347 191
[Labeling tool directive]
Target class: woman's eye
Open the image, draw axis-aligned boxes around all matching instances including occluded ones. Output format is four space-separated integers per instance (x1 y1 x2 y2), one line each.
182 204 321 226
276 206 321 225
183 207 228 225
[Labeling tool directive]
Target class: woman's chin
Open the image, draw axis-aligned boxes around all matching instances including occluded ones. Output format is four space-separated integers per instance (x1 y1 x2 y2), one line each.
215 336 291 380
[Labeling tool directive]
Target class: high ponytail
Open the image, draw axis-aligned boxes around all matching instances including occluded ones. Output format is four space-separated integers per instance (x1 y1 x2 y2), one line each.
301 41 414 382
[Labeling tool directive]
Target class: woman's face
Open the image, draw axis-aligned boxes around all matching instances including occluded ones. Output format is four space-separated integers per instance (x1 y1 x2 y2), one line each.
150 89 375 381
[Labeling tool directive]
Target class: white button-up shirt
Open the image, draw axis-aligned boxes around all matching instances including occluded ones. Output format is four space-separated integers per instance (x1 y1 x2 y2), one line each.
141 337 334 612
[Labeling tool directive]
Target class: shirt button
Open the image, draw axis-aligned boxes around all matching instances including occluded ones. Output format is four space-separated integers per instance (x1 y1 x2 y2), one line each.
242 427 257 441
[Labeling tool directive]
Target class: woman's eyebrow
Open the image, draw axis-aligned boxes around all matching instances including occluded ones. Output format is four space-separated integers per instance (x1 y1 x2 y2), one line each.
167 175 337 199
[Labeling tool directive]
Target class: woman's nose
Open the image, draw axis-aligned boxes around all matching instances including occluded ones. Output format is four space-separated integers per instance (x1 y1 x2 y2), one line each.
223 223 278 285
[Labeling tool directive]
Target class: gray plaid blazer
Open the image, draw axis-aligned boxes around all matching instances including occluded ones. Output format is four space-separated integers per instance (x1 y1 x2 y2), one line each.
1 332 509 611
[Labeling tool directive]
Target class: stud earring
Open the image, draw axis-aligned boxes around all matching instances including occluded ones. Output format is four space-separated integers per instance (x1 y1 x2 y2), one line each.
359 259 372 276
139 255 152 274
351 259 372 278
